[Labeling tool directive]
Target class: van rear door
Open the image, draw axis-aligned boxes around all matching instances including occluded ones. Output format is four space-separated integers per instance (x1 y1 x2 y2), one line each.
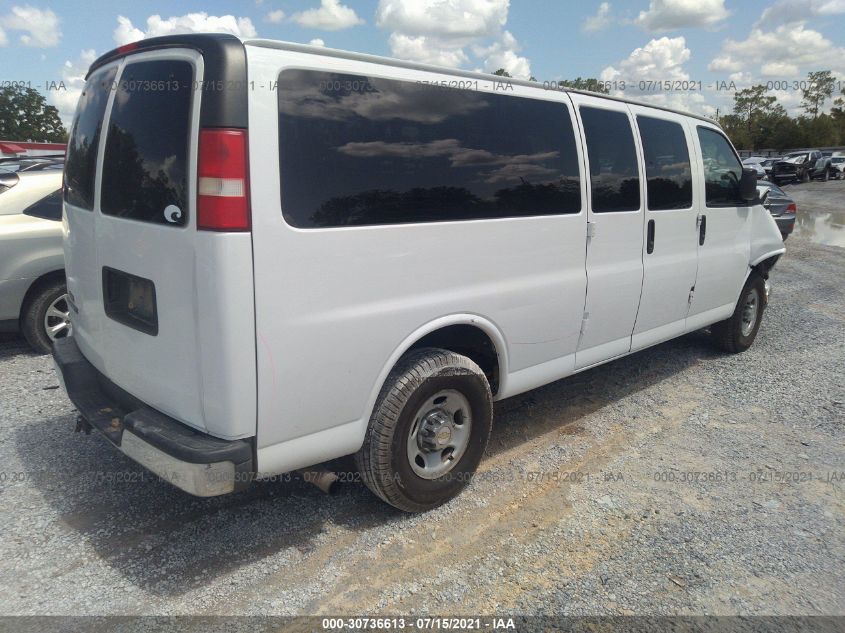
63 38 256 441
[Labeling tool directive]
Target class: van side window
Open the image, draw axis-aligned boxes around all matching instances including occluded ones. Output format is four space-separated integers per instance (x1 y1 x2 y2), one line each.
636 116 692 210
277 70 581 228
101 60 193 226
579 107 640 213
64 66 116 210
697 127 744 207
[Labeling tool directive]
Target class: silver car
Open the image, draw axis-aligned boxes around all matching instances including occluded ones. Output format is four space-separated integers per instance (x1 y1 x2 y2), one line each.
0 168 68 353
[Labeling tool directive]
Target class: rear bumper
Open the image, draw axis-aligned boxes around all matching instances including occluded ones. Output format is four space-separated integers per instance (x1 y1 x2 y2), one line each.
774 216 795 235
52 336 254 497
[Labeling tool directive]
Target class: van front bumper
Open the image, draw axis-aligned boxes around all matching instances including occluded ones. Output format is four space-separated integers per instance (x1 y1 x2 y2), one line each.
52 336 253 497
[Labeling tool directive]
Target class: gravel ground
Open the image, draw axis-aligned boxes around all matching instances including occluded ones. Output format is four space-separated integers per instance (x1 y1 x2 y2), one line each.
0 194 843 619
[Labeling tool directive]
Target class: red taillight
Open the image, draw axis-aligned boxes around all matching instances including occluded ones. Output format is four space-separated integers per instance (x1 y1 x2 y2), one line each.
117 42 139 55
197 128 250 231
786 203 797 213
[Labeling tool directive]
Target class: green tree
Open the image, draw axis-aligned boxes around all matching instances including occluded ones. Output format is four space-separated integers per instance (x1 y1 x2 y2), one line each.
557 77 610 94
0 84 66 142
493 68 512 77
801 70 836 118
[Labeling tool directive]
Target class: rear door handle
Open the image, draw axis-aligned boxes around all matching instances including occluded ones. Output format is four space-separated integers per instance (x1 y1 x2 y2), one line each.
647 219 655 254
698 214 707 246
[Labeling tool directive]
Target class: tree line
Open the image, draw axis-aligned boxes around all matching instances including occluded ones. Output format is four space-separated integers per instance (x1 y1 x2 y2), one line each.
717 71 844 151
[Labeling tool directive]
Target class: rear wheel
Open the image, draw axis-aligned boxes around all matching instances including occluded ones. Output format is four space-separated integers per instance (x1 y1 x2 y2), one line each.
711 273 766 353
21 279 70 354
355 348 493 512
821 167 829 182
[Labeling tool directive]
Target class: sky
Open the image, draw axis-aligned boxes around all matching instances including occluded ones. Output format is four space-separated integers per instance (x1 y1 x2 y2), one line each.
1 0 844 126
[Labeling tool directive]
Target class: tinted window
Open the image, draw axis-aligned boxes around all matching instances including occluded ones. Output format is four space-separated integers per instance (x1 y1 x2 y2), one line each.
580 107 640 212
23 189 63 221
277 70 581 228
64 66 116 210
697 127 743 207
636 116 692 210
101 60 193 225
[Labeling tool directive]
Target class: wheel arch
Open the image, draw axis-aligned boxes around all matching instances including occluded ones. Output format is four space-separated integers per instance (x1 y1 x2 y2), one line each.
18 268 66 325
359 314 509 445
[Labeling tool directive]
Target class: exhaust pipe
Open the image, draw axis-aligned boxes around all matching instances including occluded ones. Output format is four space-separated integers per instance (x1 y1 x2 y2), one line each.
296 469 339 495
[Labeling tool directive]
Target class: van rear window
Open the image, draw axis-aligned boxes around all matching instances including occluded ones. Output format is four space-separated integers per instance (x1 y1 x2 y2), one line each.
277 70 581 228
64 66 116 210
101 60 193 226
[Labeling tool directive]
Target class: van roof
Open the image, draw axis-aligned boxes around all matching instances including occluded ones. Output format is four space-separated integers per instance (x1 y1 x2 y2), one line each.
89 33 718 126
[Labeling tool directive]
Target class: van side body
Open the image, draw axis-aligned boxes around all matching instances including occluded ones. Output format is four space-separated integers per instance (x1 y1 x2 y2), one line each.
53 34 785 503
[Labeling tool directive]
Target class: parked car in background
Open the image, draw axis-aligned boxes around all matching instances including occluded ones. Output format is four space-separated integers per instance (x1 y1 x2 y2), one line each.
757 180 796 240
760 157 779 178
771 150 832 184
742 156 767 178
830 156 844 179
0 169 67 353
0 156 65 174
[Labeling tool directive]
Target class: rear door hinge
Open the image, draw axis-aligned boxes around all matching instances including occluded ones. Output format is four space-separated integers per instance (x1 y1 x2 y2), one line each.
587 221 597 239
688 286 695 305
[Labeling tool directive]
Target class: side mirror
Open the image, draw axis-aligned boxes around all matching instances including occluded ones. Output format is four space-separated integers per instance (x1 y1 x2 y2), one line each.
740 167 758 202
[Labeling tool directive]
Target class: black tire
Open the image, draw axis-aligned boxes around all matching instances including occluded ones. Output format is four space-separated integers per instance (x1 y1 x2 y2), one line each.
20 278 69 354
711 273 766 354
355 348 493 512
821 167 829 182
801 169 810 183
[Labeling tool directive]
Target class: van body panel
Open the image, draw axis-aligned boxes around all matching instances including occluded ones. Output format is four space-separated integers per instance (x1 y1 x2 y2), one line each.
687 122 752 320
246 44 588 460
627 105 700 344
64 46 257 440
569 94 645 370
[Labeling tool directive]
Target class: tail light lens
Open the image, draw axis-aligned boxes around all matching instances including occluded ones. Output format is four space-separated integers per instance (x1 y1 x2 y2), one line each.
197 128 250 231
786 203 797 213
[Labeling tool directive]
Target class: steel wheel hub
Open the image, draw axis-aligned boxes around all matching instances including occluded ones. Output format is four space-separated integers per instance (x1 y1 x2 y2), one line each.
407 389 472 480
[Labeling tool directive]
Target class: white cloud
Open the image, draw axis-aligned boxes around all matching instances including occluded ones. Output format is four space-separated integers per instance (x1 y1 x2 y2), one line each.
635 0 730 32
113 13 257 46
388 33 469 67
583 2 613 32
601 36 715 116
473 31 531 78
291 0 364 31
309 38 326 46
376 0 508 42
708 23 845 79
264 10 285 24
1 5 61 47
375 0 529 75
756 0 845 28
49 49 97 126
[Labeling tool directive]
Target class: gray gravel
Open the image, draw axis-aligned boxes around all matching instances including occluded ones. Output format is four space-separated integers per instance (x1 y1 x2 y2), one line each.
0 200 843 617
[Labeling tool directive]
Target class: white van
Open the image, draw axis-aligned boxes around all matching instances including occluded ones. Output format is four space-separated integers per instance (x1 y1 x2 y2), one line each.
53 34 785 512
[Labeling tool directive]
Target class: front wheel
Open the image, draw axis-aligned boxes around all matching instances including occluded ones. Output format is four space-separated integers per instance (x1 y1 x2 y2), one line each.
821 167 830 182
711 274 766 353
355 348 493 512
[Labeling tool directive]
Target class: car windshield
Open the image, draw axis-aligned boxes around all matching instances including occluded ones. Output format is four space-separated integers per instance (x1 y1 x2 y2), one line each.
784 153 809 163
